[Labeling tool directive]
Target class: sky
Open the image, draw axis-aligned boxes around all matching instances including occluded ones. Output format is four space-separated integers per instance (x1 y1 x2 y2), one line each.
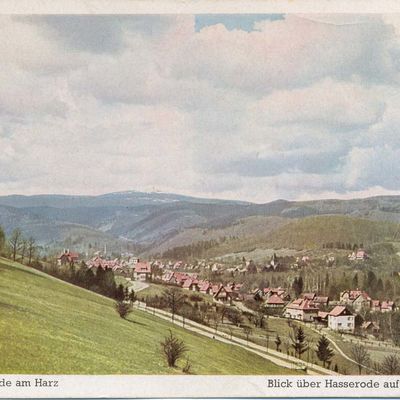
1 13 400 203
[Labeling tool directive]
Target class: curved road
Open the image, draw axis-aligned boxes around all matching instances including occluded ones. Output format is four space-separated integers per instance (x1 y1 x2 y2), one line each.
135 301 338 376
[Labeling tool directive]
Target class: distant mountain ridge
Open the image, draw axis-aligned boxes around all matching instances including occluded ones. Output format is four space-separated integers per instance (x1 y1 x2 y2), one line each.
1 191 400 255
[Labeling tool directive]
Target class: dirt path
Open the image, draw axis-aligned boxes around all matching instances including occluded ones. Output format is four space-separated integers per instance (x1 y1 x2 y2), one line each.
136 301 338 376
128 280 149 293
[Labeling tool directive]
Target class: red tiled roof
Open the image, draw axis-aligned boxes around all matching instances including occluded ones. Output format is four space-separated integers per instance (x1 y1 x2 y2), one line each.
199 282 211 291
318 311 329 319
314 296 329 303
329 305 352 317
182 278 194 288
134 262 151 274
58 251 79 261
266 294 285 305
287 299 318 311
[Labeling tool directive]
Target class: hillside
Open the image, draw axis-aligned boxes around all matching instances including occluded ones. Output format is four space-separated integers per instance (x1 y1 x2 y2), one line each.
148 215 289 256
158 215 400 259
0 258 288 374
266 215 400 250
3 191 400 255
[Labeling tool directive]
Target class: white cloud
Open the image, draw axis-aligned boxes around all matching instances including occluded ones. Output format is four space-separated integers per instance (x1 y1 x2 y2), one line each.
0 14 400 202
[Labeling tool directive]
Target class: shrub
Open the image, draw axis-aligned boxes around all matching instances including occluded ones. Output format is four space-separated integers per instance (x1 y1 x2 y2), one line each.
160 330 188 367
115 300 132 319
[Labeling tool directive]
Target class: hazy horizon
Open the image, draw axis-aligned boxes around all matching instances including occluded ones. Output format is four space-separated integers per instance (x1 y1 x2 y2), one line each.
2 188 400 205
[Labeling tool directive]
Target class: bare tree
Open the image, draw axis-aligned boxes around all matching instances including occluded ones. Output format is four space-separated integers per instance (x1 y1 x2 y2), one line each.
210 311 221 334
227 308 243 327
275 334 282 352
160 330 188 367
351 343 371 375
228 326 234 341
9 228 23 261
20 239 27 264
218 304 229 324
243 325 253 345
379 354 400 375
27 237 36 266
162 288 186 322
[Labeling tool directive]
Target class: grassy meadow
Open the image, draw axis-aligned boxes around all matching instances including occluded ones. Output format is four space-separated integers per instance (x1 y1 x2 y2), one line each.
0 258 292 375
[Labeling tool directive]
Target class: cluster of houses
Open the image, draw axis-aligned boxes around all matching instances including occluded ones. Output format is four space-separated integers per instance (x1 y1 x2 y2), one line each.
339 289 395 313
56 250 153 282
160 270 243 303
250 287 396 335
56 250 396 338
86 255 153 281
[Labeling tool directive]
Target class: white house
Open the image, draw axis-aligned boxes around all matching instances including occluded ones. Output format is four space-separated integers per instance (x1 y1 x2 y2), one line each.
133 262 152 281
328 306 355 333
284 299 319 322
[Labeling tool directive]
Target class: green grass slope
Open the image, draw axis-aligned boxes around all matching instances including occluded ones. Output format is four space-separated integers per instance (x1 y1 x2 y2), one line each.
265 215 400 250
0 258 290 375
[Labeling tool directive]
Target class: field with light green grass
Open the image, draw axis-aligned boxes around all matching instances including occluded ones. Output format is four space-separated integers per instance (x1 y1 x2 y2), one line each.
0 258 294 375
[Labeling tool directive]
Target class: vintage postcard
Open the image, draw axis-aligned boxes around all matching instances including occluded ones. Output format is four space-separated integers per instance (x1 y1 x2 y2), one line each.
1 0 400 398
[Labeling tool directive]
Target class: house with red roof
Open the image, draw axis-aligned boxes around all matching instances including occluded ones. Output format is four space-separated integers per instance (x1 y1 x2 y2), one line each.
313 296 330 308
86 256 120 271
134 262 152 282
301 292 316 301
182 278 200 291
361 321 380 336
316 310 329 325
263 287 290 301
340 289 371 312
284 299 319 322
57 249 80 266
381 301 395 313
265 294 286 309
328 306 355 332
199 281 213 295
213 285 233 304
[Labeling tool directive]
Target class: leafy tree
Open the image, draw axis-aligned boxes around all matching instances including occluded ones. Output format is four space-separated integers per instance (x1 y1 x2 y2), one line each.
83 268 96 288
291 326 308 359
292 276 304 297
9 228 23 261
115 284 125 301
162 287 186 322
350 343 370 375
379 354 400 375
160 330 188 367
115 300 132 319
129 289 137 303
352 273 359 288
366 270 377 292
315 336 334 367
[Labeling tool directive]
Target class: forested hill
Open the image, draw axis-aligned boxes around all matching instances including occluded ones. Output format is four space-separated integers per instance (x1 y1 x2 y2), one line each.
1 191 400 254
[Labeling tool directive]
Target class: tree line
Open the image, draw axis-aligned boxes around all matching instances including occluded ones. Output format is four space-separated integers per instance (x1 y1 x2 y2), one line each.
0 227 38 266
